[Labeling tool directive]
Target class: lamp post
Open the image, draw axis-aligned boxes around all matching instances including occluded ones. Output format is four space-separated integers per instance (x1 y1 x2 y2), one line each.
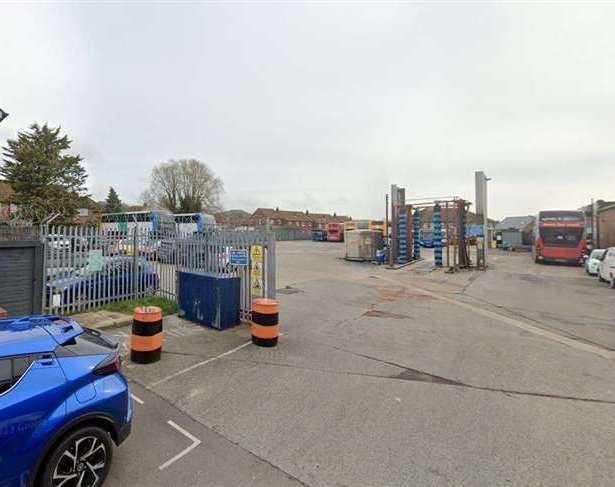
475 171 491 268
0 108 8 123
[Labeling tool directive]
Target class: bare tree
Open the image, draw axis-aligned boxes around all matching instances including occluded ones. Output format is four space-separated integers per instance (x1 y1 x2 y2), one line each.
144 159 223 213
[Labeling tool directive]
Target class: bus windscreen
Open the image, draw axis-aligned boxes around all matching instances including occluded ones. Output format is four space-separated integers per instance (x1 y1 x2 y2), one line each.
539 227 583 248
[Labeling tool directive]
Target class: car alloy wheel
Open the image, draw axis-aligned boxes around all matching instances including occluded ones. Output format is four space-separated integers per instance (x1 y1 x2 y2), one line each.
44 427 112 487
52 435 107 487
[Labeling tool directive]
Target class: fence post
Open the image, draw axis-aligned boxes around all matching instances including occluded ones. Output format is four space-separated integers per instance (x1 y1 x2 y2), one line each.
40 224 48 313
265 230 276 299
132 227 138 298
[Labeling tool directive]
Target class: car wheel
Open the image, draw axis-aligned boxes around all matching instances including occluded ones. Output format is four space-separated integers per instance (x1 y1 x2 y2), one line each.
40 426 113 487
598 274 605 282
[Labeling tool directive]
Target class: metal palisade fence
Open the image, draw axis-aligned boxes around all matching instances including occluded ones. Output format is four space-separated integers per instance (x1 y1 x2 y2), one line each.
40 225 275 320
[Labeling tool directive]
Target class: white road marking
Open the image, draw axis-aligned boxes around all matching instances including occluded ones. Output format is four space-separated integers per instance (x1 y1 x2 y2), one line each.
131 393 144 405
376 275 615 361
149 340 252 388
158 421 202 471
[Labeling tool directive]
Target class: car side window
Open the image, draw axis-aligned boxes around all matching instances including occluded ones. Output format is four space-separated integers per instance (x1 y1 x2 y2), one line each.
0 359 12 394
0 355 36 395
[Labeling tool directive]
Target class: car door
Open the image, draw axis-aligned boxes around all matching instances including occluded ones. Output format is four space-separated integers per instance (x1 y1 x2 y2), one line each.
0 353 67 484
598 250 608 279
608 249 615 279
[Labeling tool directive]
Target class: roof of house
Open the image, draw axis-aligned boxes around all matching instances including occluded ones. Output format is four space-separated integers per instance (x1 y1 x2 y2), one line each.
495 216 535 231
580 200 615 213
250 208 350 223
597 202 615 213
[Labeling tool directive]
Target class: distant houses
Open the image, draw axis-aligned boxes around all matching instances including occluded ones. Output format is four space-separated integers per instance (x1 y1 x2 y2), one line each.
0 181 14 220
248 208 351 230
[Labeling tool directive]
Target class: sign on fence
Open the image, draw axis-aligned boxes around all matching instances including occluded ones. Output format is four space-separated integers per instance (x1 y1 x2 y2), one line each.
229 249 248 266
86 249 104 272
250 244 264 298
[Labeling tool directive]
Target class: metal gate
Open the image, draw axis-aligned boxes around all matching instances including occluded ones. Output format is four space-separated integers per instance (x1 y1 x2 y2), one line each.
175 229 275 320
41 225 275 320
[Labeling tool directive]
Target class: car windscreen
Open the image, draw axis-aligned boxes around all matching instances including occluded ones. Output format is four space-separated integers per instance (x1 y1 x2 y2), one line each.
591 250 606 260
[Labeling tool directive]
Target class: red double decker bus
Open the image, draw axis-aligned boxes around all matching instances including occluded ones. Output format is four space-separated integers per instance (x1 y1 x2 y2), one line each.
326 222 344 242
532 210 586 265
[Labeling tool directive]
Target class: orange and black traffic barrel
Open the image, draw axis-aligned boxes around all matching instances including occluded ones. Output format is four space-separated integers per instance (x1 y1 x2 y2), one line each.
251 298 279 347
130 306 163 363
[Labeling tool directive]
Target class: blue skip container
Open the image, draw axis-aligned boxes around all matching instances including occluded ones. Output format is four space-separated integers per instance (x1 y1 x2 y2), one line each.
178 271 241 330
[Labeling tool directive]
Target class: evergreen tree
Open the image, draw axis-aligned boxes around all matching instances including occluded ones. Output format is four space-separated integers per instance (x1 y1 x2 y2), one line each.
104 187 123 213
1 123 87 223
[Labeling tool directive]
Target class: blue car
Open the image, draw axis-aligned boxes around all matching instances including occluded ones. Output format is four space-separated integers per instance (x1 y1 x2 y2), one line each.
47 256 160 306
0 315 132 487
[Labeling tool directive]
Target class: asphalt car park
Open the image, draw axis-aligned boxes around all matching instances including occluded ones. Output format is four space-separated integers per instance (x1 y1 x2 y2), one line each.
106 381 300 487
105 242 615 487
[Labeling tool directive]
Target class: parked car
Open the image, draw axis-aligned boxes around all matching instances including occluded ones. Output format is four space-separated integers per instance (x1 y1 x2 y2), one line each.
585 249 606 275
46 256 159 308
597 247 615 288
0 315 132 487
112 239 161 258
46 234 71 252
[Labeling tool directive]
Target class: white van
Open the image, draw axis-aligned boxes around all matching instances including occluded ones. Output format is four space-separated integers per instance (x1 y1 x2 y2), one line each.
597 247 615 288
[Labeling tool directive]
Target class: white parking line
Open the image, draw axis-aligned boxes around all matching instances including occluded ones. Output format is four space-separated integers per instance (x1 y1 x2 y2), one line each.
131 393 144 405
159 420 202 471
149 340 252 388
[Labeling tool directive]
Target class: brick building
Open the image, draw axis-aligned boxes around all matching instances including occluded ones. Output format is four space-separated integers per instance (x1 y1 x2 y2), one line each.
597 203 615 248
249 208 351 229
0 181 15 221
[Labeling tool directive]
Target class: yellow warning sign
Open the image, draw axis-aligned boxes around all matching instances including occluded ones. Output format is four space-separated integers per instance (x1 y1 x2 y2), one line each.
250 245 263 263
251 261 263 278
251 244 264 297
251 278 263 297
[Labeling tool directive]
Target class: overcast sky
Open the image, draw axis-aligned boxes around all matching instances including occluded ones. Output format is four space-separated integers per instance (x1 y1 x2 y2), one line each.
1 2 614 220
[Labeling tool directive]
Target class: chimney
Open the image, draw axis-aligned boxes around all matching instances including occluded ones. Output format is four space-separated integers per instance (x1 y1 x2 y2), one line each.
305 210 309 215
333 212 337 217
275 207 279 212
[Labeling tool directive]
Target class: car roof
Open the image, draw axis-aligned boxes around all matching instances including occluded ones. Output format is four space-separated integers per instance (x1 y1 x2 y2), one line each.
0 315 84 357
